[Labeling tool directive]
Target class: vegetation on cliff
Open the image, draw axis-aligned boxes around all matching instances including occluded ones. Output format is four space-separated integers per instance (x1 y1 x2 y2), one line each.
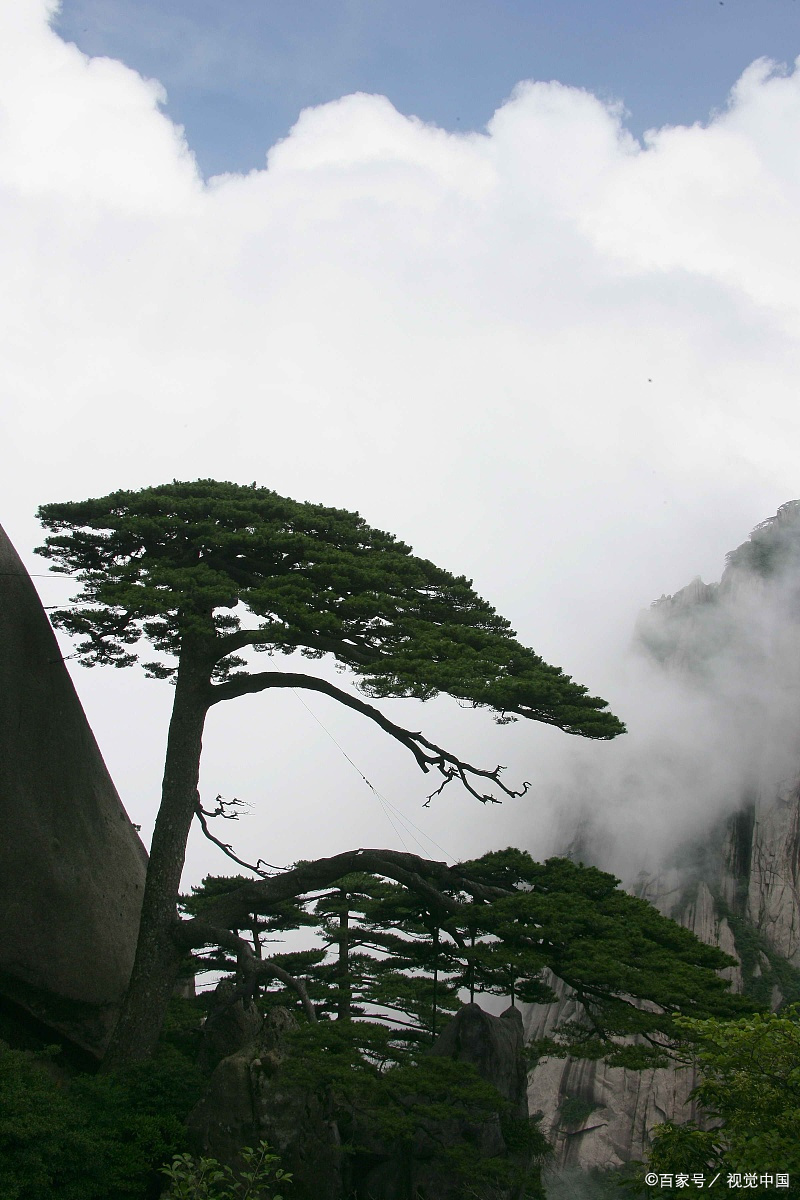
185 848 748 1068
0 841 750 1199
643 1007 800 1197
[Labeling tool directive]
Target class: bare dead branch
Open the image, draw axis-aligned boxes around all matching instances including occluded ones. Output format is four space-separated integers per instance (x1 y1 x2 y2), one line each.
198 793 250 820
194 795 284 876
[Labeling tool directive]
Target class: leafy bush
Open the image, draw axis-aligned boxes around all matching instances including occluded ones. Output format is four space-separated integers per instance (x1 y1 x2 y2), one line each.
0 1039 203 1199
276 1019 549 1197
160 1141 292 1200
641 1007 800 1197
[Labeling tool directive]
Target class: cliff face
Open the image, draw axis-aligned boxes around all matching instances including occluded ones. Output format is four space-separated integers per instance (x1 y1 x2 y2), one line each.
524 982 702 1171
526 502 800 1174
0 523 147 1057
526 792 800 1172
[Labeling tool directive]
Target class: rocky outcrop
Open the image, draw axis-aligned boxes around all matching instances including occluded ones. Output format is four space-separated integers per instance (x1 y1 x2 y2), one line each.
527 793 800 1174
743 785 800 967
527 502 800 1177
189 1007 342 1200
430 1003 529 1117
359 1004 532 1200
190 1002 534 1200
0 523 147 1057
196 978 264 1074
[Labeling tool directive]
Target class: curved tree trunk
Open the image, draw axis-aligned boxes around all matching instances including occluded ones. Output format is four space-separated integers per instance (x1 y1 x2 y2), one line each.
102 665 209 1070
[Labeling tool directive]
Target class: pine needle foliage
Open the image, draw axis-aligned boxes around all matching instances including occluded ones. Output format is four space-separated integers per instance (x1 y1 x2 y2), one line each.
188 849 750 1069
36 479 623 737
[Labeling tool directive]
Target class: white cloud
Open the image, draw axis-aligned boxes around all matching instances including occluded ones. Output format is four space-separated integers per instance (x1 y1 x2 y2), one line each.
2 0 800 883
584 57 800 331
0 1 198 210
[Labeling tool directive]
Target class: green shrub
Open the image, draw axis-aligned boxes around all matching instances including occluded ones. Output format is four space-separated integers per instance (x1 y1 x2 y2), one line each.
557 1095 599 1128
640 1008 800 1197
0 1039 203 1199
160 1142 292 1199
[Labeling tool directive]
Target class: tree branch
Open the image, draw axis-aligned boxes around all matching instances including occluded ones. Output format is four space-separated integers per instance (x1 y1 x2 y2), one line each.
178 847 512 939
172 917 260 1004
170 913 318 1024
207 671 530 805
256 960 318 1023
214 626 377 667
194 795 284 876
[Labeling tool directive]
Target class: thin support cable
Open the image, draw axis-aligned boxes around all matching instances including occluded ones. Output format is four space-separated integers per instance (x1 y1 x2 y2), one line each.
287 684 456 864
288 686 414 853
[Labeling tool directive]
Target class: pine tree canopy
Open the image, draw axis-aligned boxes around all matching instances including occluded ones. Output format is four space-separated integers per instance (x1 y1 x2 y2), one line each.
182 849 750 1070
35 479 623 740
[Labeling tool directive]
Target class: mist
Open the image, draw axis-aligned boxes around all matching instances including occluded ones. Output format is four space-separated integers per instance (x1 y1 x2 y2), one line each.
521 501 800 882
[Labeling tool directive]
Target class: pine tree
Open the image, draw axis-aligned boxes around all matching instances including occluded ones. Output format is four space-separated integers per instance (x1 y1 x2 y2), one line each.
36 479 624 1066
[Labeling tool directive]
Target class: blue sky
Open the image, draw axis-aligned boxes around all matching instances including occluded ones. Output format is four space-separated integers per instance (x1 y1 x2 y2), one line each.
55 0 800 177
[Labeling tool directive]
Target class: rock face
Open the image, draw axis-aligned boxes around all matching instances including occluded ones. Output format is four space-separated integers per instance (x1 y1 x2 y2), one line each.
190 1003 534 1200
526 502 800 1177
189 1007 343 1200
527 788 800 1173
525 974 703 1171
0 523 147 1057
196 978 265 1074
359 1004 532 1200
429 1003 529 1119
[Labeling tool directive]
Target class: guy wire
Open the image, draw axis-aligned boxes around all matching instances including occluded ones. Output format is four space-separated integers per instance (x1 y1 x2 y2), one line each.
287 686 456 866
